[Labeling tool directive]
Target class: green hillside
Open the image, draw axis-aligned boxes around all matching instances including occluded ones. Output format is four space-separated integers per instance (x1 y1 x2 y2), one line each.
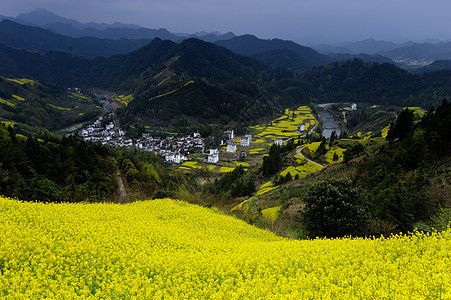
0 76 101 131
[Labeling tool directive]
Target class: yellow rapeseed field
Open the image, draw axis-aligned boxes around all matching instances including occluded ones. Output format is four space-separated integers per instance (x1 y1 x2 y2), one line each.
1 196 450 299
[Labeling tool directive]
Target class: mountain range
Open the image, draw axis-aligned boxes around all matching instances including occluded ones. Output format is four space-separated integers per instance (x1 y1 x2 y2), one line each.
4 8 451 69
0 17 396 71
0 20 152 57
312 38 451 69
1 8 234 42
1 8 451 133
1 36 450 131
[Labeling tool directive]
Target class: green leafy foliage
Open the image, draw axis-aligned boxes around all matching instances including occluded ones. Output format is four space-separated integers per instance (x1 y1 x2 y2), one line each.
301 178 368 238
386 108 414 141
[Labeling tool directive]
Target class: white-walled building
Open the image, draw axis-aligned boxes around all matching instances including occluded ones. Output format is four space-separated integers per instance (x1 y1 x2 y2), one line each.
227 142 237 153
207 149 219 164
241 136 250 147
225 130 234 140
297 124 305 132
165 153 187 164
351 103 357 110
274 139 284 146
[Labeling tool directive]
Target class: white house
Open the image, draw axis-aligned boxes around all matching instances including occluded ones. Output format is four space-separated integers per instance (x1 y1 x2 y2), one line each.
241 136 250 147
165 153 187 164
274 139 284 146
351 103 357 110
207 149 219 164
297 124 305 132
209 149 219 155
227 142 237 153
225 130 234 140
245 134 252 142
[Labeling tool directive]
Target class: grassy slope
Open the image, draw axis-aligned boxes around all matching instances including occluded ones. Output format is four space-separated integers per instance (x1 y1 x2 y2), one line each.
1 196 450 299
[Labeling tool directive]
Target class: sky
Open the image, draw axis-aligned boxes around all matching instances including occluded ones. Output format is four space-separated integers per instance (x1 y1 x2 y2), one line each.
1 0 451 44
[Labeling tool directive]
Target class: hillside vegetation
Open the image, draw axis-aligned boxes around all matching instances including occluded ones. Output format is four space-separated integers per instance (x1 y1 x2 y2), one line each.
1 196 450 299
207 100 451 238
0 76 101 131
1 39 451 132
0 123 198 203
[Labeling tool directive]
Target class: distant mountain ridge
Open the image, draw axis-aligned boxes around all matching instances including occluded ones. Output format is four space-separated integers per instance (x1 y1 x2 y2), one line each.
16 8 142 30
312 38 451 69
12 8 235 42
414 60 451 74
383 42 451 61
311 39 415 54
0 20 152 57
215 34 331 71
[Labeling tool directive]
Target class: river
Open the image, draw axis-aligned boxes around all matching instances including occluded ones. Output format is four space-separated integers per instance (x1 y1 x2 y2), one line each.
318 105 341 139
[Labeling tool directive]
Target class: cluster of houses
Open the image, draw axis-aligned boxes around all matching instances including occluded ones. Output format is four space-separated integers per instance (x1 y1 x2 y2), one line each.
223 130 252 153
142 133 205 158
78 117 211 163
79 119 262 165
78 117 133 147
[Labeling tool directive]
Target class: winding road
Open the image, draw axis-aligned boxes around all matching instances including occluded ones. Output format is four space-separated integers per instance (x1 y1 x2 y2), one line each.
296 146 325 168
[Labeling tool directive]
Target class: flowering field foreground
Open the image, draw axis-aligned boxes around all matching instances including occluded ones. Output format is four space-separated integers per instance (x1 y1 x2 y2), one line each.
1 196 450 299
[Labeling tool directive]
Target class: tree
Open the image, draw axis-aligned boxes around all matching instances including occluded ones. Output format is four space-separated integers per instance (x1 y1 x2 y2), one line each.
301 178 368 238
339 130 348 139
343 143 365 164
386 108 414 141
329 130 337 146
262 145 282 177
333 152 339 161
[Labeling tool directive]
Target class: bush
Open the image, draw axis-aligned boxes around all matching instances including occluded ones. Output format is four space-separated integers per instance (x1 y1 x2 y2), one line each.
301 178 368 238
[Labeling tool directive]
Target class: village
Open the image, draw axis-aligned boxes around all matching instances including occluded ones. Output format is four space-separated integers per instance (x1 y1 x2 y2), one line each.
77 117 262 165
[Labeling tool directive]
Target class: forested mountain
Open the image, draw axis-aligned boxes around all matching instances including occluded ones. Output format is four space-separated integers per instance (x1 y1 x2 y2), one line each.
0 38 285 130
311 39 415 56
327 53 394 65
298 59 451 108
327 39 414 54
414 60 451 74
0 20 152 57
1 38 451 130
384 41 451 61
215 34 330 70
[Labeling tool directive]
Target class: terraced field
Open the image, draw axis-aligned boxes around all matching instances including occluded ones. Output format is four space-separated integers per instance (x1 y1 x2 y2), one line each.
250 106 317 142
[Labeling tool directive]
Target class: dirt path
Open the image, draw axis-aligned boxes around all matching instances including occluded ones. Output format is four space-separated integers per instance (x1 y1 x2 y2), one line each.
116 171 127 203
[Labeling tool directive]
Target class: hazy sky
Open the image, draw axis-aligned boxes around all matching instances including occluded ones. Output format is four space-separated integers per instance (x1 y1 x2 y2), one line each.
1 0 450 44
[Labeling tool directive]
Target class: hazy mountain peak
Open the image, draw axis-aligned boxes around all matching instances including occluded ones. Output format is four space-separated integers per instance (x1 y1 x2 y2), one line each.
17 8 82 28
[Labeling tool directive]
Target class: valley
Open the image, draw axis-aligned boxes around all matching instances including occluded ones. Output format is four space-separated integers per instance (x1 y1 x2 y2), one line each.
1 5 451 299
